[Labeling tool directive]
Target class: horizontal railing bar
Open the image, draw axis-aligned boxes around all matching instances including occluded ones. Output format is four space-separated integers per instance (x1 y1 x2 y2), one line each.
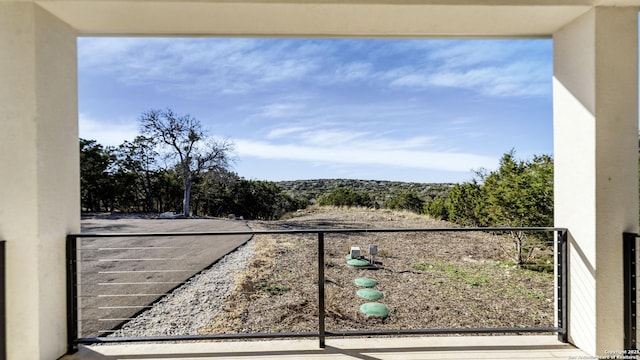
98 258 172 262
98 270 192 274
97 247 181 250
77 331 320 344
326 327 561 337
98 306 154 310
75 326 561 345
79 247 183 251
95 294 167 297
69 226 567 239
97 282 184 285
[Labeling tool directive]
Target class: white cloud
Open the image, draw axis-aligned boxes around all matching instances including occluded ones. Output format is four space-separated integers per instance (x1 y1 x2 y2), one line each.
389 61 549 97
235 139 495 173
298 130 368 147
235 123 488 172
266 126 309 139
333 62 374 82
425 40 527 68
384 40 551 98
79 38 551 99
366 136 435 151
78 38 323 95
79 113 139 147
260 103 306 118
263 123 438 150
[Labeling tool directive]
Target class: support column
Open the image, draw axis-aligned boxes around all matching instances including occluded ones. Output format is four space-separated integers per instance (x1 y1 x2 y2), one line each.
554 7 638 356
0 3 78 359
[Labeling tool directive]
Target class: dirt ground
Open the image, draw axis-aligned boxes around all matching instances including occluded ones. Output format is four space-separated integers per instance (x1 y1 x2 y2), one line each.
200 206 556 335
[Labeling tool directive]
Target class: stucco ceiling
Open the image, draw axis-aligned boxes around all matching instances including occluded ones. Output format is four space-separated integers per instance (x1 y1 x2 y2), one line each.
31 1 607 37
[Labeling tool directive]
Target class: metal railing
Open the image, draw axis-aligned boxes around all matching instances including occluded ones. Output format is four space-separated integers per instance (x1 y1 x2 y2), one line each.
623 232 638 351
66 227 568 354
0 241 5 360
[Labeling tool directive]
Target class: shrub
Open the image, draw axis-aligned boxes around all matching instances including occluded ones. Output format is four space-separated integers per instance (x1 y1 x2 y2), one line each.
318 188 372 207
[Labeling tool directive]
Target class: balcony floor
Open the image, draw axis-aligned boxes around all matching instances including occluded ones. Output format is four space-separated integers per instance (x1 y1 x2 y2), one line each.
61 335 589 359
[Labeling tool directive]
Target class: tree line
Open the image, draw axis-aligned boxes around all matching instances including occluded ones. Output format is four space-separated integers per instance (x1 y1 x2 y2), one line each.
311 150 553 232
80 109 306 219
79 108 556 246
316 150 554 266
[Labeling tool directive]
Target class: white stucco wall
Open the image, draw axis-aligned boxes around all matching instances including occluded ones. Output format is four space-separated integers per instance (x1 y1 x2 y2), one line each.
0 3 78 359
554 7 639 355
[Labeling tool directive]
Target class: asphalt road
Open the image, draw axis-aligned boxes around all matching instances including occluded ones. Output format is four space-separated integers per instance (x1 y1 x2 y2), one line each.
77 218 252 337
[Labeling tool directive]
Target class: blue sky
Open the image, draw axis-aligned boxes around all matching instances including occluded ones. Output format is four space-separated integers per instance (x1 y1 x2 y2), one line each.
78 38 553 183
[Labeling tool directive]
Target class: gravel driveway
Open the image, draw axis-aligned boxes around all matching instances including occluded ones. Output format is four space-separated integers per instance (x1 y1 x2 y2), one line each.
77 217 251 337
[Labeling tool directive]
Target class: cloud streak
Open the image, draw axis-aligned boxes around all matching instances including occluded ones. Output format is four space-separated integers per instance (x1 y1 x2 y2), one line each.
79 113 139 147
237 123 491 173
235 139 495 173
79 38 551 98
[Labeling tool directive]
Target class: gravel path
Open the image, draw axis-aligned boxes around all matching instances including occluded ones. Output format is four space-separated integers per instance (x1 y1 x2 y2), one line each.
79 218 251 337
109 240 254 337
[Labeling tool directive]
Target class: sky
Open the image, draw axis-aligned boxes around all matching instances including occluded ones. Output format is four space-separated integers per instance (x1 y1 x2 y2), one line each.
78 38 553 183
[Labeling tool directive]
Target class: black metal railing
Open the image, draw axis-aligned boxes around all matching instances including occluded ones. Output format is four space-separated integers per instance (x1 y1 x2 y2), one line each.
623 232 638 351
66 227 568 354
1 241 5 360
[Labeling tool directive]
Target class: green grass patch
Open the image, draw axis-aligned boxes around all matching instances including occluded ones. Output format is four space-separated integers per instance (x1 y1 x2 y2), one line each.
411 260 490 287
516 287 545 300
257 282 291 295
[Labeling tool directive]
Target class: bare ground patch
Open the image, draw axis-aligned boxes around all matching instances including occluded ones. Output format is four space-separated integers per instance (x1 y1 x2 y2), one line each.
200 206 555 335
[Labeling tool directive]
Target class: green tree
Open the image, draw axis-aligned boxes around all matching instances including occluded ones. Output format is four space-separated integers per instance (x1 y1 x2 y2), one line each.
445 181 483 226
153 168 183 213
318 188 372 207
117 136 159 212
476 150 554 265
437 150 553 266
112 136 160 212
80 138 116 212
424 196 448 220
222 179 300 220
140 108 234 217
386 192 425 213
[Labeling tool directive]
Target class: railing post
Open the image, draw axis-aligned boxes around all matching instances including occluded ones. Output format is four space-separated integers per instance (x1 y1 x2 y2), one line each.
624 232 637 350
0 241 6 360
66 235 79 354
317 232 326 349
557 230 568 343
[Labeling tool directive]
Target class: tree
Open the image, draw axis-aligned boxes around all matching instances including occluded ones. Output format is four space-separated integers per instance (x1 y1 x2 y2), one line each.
318 188 372 207
434 150 554 266
139 108 234 217
221 179 301 220
476 150 554 265
424 196 448 220
445 181 483 226
80 138 116 212
386 192 425 213
113 136 160 212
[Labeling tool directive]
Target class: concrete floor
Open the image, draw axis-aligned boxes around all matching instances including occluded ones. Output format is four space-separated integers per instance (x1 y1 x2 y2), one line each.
61 335 591 360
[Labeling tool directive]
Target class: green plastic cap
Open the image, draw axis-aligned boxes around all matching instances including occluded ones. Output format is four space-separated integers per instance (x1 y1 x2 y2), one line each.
354 277 378 288
356 288 383 300
347 259 370 267
360 302 390 318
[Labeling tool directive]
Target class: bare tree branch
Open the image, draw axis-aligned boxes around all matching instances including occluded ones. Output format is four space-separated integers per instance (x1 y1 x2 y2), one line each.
139 108 235 217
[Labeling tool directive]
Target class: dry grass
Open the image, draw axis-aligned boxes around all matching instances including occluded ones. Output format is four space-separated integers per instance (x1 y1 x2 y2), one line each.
199 206 555 335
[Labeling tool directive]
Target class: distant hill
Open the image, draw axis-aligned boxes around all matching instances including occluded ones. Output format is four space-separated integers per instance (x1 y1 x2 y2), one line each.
275 178 454 205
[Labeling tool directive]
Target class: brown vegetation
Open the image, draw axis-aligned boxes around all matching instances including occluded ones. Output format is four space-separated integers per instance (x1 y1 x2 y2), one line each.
200 206 554 335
